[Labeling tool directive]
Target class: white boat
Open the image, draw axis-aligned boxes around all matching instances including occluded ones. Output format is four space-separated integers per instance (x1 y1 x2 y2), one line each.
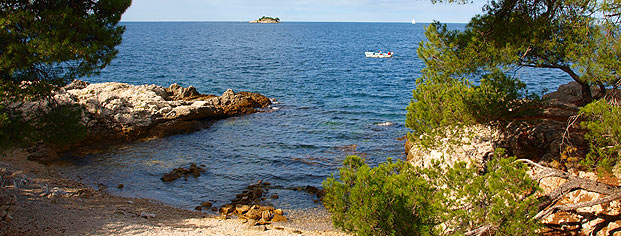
412 18 416 24
365 51 394 58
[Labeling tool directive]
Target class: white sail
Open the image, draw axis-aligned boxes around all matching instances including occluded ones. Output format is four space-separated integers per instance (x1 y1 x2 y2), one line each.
411 18 416 24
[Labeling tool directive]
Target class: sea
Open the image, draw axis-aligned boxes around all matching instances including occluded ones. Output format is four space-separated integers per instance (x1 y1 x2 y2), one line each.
57 22 572 211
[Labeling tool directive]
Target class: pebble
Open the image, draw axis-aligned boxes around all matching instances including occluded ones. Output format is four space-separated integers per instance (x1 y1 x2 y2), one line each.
140 212 156 219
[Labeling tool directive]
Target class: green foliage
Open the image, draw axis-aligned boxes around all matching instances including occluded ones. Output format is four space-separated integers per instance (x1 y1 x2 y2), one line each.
323 151 541 235
258 16 280 22
437 149 541 235
0 0 130 150
406 0 621 149
323 156 441 236
0 104 86 150
579 100 621 172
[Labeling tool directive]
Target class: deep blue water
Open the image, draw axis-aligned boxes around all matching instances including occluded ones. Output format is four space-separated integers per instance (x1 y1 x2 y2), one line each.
58 22 572 210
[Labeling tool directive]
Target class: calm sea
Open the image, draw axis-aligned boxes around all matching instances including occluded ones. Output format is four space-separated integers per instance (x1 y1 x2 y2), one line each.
59 22 571 210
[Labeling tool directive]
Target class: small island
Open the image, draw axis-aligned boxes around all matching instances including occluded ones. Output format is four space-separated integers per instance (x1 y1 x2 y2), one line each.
249 16 280 23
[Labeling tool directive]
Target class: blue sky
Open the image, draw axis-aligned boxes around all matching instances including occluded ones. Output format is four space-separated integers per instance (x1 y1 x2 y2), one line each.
121 0 487 23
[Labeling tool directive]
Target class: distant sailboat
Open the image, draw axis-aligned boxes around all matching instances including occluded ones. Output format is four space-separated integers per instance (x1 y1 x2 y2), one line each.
411 18 416 24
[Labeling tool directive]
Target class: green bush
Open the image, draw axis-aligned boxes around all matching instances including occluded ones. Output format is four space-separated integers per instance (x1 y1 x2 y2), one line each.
579 100 621 172
323 151 541 236
406 68 541 149
323 156 441 236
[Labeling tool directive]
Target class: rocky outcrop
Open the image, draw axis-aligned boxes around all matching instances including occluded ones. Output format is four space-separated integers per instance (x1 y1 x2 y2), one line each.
161 163 205 182
39 80 271 149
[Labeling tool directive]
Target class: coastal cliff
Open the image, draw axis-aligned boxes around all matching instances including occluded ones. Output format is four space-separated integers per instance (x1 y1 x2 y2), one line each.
17 80 271 156
405 82 621 235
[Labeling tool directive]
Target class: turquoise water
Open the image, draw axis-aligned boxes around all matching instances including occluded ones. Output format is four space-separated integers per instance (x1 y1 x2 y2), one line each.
60 22 572 210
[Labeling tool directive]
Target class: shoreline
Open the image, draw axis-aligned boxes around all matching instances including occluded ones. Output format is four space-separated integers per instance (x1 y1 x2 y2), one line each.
0 150 349 236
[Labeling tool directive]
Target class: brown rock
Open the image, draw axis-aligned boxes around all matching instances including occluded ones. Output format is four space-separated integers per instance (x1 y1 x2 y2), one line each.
273 209 283 215
271 214 287 222
194 206 202 211
210 207 218 212
261 210 273 221
270 194 279 199
235 205 250 215
259 206 275 212
117 184 124 189
245 209 262 220
219 205 233 215
201 201 212 208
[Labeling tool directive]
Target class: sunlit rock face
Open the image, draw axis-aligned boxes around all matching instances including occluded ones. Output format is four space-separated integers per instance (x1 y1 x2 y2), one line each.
37 80 271 147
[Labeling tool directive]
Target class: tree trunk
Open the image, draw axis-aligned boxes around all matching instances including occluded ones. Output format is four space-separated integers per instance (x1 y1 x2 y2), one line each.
559 66 592 105
579 81 593 105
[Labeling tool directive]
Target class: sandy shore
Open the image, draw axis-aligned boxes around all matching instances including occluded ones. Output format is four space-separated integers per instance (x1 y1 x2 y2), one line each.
0 150 350 236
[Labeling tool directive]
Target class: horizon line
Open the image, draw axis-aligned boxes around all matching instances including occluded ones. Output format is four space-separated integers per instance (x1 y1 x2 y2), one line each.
120 20 468 24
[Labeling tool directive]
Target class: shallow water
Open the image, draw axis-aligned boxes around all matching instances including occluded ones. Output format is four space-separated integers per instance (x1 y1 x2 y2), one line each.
57 22 572 211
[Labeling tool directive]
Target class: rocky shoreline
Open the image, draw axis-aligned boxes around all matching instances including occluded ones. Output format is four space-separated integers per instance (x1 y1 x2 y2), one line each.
21 80 272 160
0 80 348 235
0 150 348 236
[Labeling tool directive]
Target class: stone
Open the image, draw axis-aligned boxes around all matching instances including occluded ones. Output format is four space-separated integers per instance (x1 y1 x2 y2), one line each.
260 210 273 221
201 201 212 208
270 194 279 199
271 214 287 222
140 212 156 219
219 205 233 215
259 206 275 212
235 205 250 215
210 207 218 212
194 206 202 211
117 184 124 189
244 209 262 220
273 209 283 215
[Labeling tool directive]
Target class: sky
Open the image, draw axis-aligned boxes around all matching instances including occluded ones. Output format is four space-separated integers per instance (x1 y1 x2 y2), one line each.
121 0 487 23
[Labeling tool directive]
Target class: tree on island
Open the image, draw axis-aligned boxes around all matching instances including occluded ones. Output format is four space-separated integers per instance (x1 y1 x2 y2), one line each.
258 16 280 22
0 0 132 149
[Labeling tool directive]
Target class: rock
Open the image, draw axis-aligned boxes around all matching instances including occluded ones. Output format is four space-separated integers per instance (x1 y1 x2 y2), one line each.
14 81 271 152
219 205 233 215
117 184 124 189
166 83 200 101
235 205 250 215
244 209 262 220
161 164 204 182
256 218 270 225
260 210 273 221
65 80 90 90
194 206 202 211
259 206 275 212
140 212 156 219
273 209 283 215
201 201 212 208
270 194 279 199
271 214 288 222
210 207 218 212
127 200 134 204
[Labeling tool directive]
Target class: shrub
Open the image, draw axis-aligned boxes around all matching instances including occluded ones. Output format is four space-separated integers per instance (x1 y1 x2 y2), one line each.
323 151 541 236
579 100 621 172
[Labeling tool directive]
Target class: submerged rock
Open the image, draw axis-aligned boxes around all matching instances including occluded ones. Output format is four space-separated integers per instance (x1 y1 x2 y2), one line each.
161 163 205 182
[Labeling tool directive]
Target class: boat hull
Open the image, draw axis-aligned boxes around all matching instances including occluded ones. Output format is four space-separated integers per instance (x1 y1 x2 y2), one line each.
365 52 393 58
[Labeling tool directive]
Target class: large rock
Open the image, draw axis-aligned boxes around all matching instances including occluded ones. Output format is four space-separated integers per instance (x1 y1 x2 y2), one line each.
40 81 271 148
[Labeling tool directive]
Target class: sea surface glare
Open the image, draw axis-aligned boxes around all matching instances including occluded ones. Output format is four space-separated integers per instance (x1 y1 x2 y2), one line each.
60 22 571 210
